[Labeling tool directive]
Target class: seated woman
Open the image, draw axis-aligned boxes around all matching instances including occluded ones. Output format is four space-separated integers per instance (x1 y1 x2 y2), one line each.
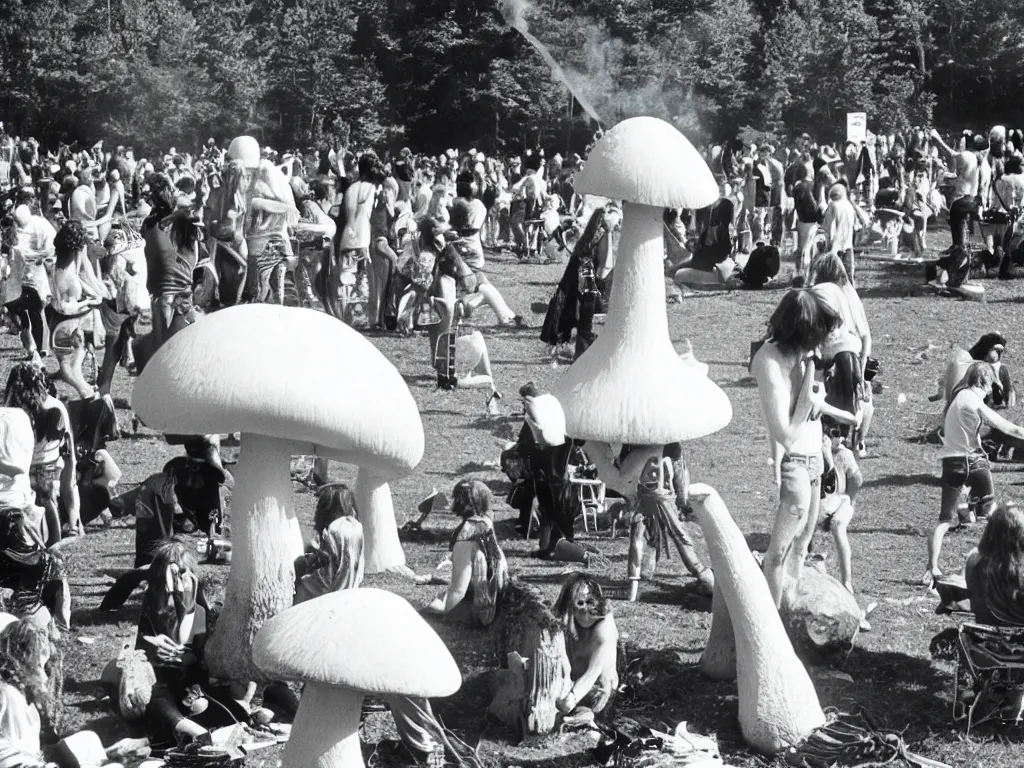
49 221 105 400
673 181 735 288
4 364 80 544
554 574 619 719
965 502 1024 626
0 619 62 747
293 484 364 604
108 539 246 748
0 680 44 768
540 207 608 361
422 479 508 627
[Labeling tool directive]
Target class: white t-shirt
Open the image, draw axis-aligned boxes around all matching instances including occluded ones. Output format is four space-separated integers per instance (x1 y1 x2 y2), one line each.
943 388 986 457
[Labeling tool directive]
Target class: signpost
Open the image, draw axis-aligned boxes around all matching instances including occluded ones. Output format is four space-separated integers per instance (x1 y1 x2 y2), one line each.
847 112 867 144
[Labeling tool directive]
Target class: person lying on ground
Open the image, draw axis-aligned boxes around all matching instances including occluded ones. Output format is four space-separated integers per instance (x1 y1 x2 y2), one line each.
554 574 619 721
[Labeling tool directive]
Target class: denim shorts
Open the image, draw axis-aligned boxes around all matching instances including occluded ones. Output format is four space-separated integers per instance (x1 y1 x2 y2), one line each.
779 452 823 519
939 453 995 524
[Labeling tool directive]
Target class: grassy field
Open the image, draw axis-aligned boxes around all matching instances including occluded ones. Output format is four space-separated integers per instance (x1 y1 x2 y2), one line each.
43 229 1024 768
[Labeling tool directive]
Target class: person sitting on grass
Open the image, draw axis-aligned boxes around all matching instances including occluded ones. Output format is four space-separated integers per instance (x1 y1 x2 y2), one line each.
969 333 1016 410
965 501 1024 626
819 420 863 596
421 479 508 627
554 574 619 723
293 484 364 604
926 363 1024 587
0 619 63 747
106 539 248 748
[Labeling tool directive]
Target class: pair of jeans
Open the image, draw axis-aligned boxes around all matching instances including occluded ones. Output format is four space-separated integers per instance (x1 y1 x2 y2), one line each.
949 196 979 248
780 452 823 514
939 453 995 523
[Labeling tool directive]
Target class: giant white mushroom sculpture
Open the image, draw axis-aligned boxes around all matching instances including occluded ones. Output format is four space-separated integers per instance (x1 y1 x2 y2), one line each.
550 117 732 597
132 305 424 682
253 588 461 768
551 117 731 445
689 483 826 754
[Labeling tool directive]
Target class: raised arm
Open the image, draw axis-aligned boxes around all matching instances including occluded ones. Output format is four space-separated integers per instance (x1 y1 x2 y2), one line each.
929 129 957 160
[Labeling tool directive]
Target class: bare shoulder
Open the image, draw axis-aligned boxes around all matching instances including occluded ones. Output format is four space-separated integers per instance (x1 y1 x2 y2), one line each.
595 613 619 644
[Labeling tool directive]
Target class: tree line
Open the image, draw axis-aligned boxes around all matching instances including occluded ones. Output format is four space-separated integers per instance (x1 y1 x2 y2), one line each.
0 0 1020 156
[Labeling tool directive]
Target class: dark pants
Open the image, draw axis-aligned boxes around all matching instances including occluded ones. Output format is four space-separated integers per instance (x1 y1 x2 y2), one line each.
575 295 598 360
5 288 46 351
949 197 979 248
825 351 862 440
536 478 573 552
939 454 995 524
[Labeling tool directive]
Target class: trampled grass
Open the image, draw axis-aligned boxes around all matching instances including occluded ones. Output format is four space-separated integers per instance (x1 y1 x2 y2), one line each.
47 231 1024 767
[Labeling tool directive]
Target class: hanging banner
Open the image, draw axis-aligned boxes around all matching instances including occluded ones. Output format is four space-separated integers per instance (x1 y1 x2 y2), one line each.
847 112 868 144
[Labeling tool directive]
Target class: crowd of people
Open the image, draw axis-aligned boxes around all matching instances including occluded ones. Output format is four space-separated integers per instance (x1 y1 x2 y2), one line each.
0 117 1024 766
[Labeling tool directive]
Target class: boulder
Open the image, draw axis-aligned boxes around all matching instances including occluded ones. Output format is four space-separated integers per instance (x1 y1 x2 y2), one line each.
781 563 864 661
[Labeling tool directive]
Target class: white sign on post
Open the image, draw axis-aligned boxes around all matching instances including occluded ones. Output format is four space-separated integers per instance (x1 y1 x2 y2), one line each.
847 112 867 144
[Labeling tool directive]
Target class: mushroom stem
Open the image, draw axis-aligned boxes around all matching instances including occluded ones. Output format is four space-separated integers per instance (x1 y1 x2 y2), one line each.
205 433 304 682
283 684 364 768
604 201 670 344
691 484 825 754
355 468 408 575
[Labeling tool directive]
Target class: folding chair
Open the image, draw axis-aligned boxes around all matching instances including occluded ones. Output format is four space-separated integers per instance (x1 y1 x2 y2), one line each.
954 622 1024 733
566 465 605 533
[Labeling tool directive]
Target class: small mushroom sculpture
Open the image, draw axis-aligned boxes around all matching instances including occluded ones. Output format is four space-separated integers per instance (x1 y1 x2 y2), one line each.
688 483 825 755
551 116 732 447
132 305 424 682
252 588 461 768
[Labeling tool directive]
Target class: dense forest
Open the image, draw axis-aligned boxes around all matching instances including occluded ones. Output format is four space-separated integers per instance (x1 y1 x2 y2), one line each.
0 0 1021 155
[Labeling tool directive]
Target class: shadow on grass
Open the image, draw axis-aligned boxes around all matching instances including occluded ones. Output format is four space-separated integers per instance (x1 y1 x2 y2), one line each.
71 605 129 628
862 473 940 489
637 580 713 612
719 377 758 390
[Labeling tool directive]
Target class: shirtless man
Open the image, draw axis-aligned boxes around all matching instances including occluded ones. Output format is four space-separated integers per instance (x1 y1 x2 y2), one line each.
931 128 982 251
752 289 860 610
554 574 619 718
330 153 381 320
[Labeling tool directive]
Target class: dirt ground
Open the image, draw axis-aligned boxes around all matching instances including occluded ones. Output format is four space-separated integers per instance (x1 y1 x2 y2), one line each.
40 229 1024 767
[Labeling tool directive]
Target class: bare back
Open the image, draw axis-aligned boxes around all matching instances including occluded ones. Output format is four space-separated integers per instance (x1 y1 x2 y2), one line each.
339 180 376 251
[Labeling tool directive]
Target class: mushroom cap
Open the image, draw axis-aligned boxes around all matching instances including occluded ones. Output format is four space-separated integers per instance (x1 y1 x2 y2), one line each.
227 136 260 169
252 588 461 698
575 117 718 209
131 305 424 479
555 361 733 444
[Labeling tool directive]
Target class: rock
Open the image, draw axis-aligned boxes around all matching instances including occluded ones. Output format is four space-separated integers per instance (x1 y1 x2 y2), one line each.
782 564 864 661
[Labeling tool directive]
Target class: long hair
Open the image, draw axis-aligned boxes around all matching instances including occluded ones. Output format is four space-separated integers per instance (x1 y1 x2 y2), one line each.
978 502 1024 623
145 172 177 220
575 207 608 260
451 479 492 520
969 332 1007 362
207 159 247 237
3 363 60 442
0 620 62 736
945 361 997 417
555 573 610 641
53 219 89 271
808 253 850 287
143 538 200 641
765 289 842 355
314 483 358 536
